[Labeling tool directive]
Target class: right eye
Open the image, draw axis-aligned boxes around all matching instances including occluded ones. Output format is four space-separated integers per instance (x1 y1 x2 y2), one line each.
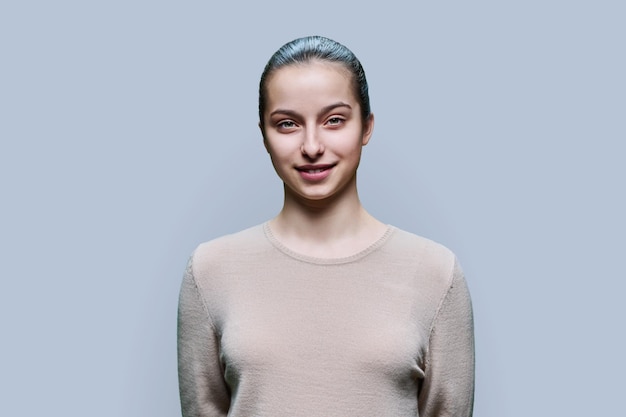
277 120 297 130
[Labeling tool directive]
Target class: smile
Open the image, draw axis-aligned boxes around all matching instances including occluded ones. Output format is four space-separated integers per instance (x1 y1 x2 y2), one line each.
296 164 335 181
296 164 335 172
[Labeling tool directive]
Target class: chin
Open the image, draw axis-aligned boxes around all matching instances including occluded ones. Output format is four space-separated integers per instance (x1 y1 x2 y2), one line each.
291 186 352 206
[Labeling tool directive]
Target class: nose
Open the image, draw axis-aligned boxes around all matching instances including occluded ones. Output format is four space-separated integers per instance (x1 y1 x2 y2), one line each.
301 128 324 158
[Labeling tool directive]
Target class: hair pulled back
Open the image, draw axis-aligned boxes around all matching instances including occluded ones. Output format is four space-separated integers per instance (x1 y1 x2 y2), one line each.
259 36 371 127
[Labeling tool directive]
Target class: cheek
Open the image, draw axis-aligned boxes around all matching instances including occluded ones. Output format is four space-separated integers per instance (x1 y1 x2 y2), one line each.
333 131 366 156
266 140 293 165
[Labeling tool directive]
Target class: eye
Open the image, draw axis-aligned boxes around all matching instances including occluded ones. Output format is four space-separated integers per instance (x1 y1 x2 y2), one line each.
325 117 344 126
276 120 297 130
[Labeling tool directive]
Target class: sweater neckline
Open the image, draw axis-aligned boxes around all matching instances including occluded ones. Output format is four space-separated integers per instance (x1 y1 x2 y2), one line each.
262 222 396 265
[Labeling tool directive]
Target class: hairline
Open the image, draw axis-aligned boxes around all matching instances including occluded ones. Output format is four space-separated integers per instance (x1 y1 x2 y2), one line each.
261 60 364 125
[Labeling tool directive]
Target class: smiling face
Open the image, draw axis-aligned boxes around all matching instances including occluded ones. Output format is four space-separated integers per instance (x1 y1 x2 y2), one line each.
261 61 374 205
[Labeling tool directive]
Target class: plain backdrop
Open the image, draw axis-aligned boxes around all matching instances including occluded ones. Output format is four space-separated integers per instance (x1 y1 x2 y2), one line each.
1 1 624 415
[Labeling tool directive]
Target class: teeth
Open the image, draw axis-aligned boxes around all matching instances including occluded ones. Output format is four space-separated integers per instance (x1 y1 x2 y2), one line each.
307 169 324 174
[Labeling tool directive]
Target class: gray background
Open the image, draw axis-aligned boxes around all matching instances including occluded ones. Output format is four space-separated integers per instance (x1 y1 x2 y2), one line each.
1 1 624 415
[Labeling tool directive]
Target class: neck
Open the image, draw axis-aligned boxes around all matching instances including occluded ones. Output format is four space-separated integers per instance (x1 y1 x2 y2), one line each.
279 190 366 239
269 180 387 258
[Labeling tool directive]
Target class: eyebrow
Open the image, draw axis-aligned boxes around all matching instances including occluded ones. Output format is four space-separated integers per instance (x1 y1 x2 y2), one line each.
269 102 353 119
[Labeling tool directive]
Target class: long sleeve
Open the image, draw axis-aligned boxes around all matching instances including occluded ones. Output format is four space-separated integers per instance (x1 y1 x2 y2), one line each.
418 259 475 417
177 257 230 417
176 225 475 416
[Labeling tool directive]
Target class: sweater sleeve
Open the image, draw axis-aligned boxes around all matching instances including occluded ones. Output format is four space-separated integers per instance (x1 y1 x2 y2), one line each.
177 256 230 417
418 258 475 417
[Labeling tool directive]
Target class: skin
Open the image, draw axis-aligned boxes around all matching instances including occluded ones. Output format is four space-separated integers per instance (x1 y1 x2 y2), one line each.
261 60 387 258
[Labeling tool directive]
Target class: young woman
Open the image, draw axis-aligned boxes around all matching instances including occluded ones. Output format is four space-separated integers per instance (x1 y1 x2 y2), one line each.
178 36 475 416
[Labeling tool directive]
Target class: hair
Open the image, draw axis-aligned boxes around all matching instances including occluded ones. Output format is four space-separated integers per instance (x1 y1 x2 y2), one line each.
259 36 371 128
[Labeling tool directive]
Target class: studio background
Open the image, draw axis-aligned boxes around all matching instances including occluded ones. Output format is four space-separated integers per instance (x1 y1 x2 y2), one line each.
1 1 624 415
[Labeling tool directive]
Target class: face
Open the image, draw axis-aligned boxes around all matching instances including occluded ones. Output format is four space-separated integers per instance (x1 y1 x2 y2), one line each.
261 61 374 204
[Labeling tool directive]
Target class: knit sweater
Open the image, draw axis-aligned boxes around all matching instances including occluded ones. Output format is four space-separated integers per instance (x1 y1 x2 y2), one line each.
177 223 474 416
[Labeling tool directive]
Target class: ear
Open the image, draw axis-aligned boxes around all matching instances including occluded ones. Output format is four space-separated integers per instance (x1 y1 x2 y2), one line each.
259 122 270 153
361 113 375 146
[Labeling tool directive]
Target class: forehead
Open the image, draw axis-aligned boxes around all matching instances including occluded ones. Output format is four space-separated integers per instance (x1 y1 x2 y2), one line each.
265 61 356 107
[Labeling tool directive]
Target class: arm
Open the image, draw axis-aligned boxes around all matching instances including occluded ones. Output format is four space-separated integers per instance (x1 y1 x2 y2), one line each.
177 257 230 416
418 259 475 417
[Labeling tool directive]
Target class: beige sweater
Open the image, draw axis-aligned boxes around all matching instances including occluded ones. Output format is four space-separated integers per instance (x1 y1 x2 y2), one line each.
178 223 474 416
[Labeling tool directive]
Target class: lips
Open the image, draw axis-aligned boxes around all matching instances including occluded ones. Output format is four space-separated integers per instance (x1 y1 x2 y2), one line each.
296 164 335 172
296 164 335 181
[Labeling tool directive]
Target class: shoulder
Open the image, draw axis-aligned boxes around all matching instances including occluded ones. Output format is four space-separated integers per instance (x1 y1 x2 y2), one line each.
385 227 458 271
190 223 269 274
384 227 470 321
194 223 265 254
377 227 464 297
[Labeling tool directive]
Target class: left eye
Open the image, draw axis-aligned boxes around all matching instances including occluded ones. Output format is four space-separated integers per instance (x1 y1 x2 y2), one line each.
326 117 343 126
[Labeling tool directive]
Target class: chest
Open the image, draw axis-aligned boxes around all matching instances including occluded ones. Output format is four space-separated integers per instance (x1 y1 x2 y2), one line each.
214 268 432 386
